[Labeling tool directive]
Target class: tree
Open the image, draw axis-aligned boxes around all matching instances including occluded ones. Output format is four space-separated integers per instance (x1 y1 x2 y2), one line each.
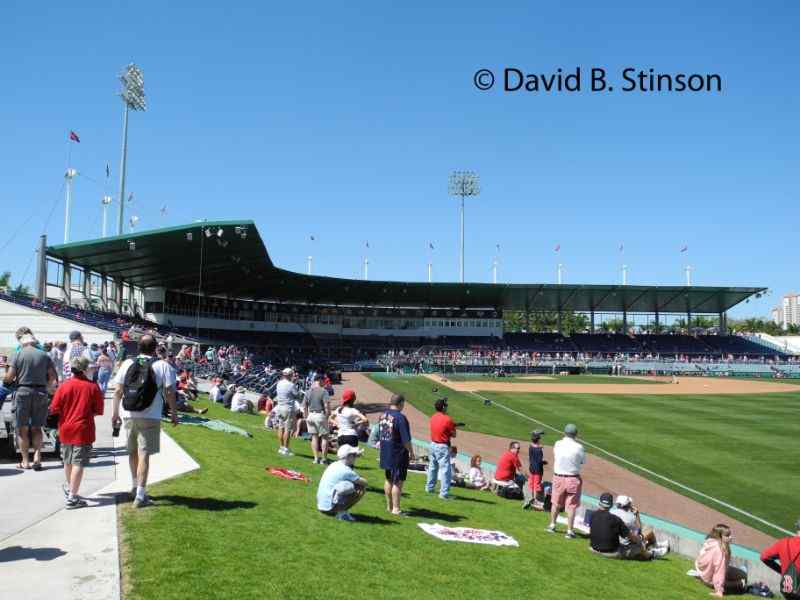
12 283 30 296
0 271 10 291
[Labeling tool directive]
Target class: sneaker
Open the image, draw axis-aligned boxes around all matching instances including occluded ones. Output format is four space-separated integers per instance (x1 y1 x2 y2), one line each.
65 496 88 510
284 449 294 457
335 511 356 522
650 546 668 559
564 530 577 539
278 447 287 455
546 524 556 533
439 494 453 501
133 495 153 509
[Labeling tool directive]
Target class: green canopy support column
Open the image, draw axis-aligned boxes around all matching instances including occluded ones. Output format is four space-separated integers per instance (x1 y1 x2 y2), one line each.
63 261 72 306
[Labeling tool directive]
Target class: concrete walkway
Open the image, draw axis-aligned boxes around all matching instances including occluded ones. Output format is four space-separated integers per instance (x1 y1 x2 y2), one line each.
0 393 199 600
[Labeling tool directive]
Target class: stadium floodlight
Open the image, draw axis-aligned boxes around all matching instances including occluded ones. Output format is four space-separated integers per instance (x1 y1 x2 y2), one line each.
116 63 146 236
448 171 480 283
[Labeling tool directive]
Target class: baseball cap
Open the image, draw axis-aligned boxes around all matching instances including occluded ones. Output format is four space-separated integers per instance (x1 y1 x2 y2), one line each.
434 397 448 412
615 495 633 508
282 367 293 376
598 493 613 509
564 423 578 435
70 356 89 372
69 330 83 341
337 444 364 460
341 389 356 404
530 429 545 439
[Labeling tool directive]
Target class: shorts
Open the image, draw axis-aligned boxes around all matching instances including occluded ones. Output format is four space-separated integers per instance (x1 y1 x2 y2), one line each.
275 405 296 432
306 412 329 435
338 434 359 448
14 388 50 428
552 474 582 510
124 418 161 455
61 443 92 466
384 463 408 484
528 472 543 493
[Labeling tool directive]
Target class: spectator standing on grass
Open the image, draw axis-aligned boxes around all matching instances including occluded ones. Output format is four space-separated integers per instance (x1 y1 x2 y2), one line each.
379 394 414 516
547 423 586 539
316 445 368 522
760 517 800 599
304 374 331 464
112 335 178 508
333 388 368 448
275 367 302 456
425 397 457 499
528 429 547 503
695 524 747 597
589 493 667 560
3 330 58 470
49 357 104 509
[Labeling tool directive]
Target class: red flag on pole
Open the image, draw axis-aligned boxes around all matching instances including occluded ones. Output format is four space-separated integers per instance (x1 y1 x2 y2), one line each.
680 245 688 253
69 130 80 143
554 244 560 252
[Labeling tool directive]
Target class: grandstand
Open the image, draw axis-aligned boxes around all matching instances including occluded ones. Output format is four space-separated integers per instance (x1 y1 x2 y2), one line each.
2 220 782 363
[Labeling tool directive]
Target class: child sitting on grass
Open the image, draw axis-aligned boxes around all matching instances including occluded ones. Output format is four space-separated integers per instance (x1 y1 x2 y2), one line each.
467 454 491 491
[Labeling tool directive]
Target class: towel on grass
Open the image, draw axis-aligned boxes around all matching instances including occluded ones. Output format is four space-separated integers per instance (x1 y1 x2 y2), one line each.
418 523 519 547
267 467 310 483
170 414 253 438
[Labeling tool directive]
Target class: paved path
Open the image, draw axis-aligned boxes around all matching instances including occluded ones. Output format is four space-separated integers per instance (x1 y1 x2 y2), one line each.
0 393 199 600
345 372 777 551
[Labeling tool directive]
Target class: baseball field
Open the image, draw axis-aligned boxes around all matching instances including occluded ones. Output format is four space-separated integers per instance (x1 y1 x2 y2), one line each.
369 373 800 538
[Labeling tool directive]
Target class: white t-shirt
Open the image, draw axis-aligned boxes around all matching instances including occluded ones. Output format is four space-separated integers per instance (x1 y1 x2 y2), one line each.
230 392 250 412
552 436 586 476
335 406 362 437
275 378 300 408
208 385 221 402
114 355 176 420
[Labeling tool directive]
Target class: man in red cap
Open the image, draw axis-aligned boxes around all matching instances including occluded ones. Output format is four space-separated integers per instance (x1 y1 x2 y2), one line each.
331 388 368 448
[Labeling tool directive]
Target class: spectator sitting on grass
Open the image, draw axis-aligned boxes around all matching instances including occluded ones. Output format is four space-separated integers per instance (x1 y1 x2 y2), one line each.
590 492 668 560
610 495 663 551
760 516 800 599
449 446 465 487
695 524 747 597
230 387 253 413
494 441 526 489
467 454 491 490
316 444 367 522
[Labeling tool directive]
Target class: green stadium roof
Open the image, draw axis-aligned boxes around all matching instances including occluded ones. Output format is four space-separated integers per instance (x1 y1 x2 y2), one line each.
47 221 765 314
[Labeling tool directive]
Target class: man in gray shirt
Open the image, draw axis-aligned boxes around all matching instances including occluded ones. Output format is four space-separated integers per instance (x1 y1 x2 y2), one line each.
304 374 331 464
3 330 58 470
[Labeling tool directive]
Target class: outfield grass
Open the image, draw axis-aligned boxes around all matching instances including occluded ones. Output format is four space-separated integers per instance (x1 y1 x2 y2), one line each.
120 397 711 600
442 374 664 385
369 375 800 537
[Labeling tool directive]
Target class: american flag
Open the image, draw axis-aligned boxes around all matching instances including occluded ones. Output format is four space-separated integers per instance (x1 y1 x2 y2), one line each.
680 245 688 253
554 244 560 252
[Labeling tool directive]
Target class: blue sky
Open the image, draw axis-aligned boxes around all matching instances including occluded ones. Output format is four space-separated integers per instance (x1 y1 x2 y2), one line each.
1 1 797 318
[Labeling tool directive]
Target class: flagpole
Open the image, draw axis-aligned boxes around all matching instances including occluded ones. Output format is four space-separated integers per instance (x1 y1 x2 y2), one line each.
427 243 433 283
101 195 112 237
557 263 563 285
307 256 313 275
64 168 77 243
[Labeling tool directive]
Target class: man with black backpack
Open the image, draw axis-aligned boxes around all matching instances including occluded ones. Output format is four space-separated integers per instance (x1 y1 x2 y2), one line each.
111 335 178 508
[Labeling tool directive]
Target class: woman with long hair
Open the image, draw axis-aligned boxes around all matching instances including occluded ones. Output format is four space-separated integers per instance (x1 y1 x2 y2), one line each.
332 389 367 448
695 524 747 597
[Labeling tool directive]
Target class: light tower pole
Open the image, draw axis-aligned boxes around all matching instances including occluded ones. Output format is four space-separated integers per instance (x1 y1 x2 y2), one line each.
448 171 480 283
116 63 146 235
101 195 112 237
64 168 77 243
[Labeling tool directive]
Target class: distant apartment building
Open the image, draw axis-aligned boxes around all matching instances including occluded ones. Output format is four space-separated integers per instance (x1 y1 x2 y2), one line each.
772 292 800 329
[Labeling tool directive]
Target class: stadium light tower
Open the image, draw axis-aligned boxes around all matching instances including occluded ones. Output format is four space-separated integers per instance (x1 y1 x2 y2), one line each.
116 63 146 235
448 171 480 283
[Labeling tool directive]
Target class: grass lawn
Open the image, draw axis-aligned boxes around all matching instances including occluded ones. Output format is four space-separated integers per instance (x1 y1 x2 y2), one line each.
120 396 711 600
442 374 664 385
369 375 800 537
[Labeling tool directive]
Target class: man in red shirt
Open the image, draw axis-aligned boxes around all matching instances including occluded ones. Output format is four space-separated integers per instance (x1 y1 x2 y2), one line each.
49 356 105 509
425 398 457 499
494 441 526 489
761 518 800 599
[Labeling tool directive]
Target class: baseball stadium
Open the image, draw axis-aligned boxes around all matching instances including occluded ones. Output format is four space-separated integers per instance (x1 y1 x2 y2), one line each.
2 218 798 599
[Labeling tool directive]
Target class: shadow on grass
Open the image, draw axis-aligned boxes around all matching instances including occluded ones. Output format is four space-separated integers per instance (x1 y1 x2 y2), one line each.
452 494 495 505
354 514 398 525
406 508 465 523
151 495 257 511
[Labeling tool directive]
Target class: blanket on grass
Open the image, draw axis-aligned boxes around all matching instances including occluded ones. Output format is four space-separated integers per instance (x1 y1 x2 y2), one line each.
418 523 519 547
169 414 253 438
267 467 310 483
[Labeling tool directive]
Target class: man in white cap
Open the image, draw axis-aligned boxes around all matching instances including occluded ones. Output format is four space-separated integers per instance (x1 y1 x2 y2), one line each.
316 444 368 522
547 423 586 539
3 329 58 470
275 367 302 455
611 495 661 550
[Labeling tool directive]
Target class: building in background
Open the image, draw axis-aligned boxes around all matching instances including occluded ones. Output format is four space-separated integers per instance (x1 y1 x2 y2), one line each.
772 292 800 330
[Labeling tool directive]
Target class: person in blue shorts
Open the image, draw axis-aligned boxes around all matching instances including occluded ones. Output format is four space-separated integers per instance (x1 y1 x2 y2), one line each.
379 394 414 516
